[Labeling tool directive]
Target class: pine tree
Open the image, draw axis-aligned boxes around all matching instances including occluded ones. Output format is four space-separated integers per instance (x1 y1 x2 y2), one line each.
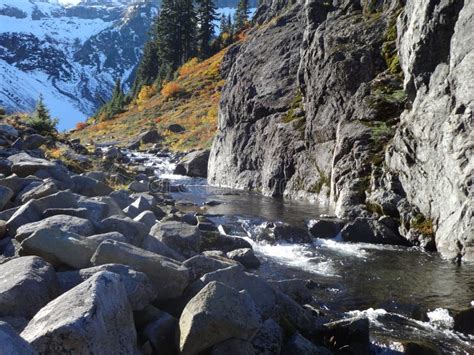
235 0 250 31
27 95 58 133
219 14 228 34
196 0 218 58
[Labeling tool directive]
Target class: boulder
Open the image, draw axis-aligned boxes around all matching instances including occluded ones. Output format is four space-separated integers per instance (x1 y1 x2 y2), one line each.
141 234 186 261
179 281 261 355
97 215 148 246
0 159 12 176
8 153 57 177
0 256 59 319
307 218 346 239
71 175 113 197
86 231 130 245
183 255 240 280
167 124 186 133
6 200 42 236
269 279 314 304
21 271 139 354
201 232 252 252
20 229 97 269
134 211 157 230
129 180 149 193
226 248 260 269
252 319 283 355
200 266 277 318
15 215 95 242
341 218 409 245
142 310 179 355
174 150 210 178
150 221 202 258
18 179 58 204
84 171 106 182
42 207 89 219
34 191 79 212
91 240 190 300
109 189 133 209
453 308 474 335
0 185 13 210
0 321 37 355
0 124 19 139
18 134 47 150
273 223 312 243
57 264 156 311
320 316 370 354
0 176 40 196
104 147 123 160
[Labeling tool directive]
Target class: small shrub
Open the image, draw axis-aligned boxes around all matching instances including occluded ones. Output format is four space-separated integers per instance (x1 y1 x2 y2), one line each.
137 85 157 107
179 58 201 77
75 122 88 130
161 82 184 99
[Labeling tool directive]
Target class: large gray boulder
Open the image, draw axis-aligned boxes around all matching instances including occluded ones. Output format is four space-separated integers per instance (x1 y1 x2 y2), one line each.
174 150 210 178
226 248 260 269
21 229 97 269
0 124 19 139
15 215 95 242
141 234 186 261
71 175 113 197
97 216 148 246
91 240 190 300
18 179 58 204
6 200 42 236
57 264 156 311
282 333 331 355
0 256 59 319
0 321 37 355
8 153 57 177
340 218 409 245
183 255 240 280
199 266 277 318
179 281 261 355
150 221 202 258
0 176 40 196
0 185 13 210
21 271 139 354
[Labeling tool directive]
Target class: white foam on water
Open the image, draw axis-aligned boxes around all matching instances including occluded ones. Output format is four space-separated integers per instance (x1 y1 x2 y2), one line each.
314 238 369 258
346 308 388 327
427 308 455 329
248 239 339 276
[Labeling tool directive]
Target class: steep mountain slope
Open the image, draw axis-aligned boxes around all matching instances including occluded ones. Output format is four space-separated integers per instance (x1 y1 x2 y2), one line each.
0 0 159 130
71 48 227 151
208 0 473 261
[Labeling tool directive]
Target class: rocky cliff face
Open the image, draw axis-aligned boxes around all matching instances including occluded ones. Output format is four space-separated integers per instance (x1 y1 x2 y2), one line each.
209 0 473 261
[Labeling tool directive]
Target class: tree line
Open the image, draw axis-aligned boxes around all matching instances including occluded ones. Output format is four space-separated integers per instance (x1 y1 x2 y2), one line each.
95 0 251 122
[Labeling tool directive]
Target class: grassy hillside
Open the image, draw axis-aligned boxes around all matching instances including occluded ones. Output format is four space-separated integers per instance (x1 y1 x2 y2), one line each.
71 48 228 152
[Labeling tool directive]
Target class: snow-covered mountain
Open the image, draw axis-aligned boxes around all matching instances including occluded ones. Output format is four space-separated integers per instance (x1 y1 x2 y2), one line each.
0 0 159 130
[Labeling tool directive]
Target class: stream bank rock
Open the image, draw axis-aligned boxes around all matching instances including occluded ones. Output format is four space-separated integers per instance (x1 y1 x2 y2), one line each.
179 281 261 355
21 271 138 354
0 256 58 319
174 150 210 178
91 240 190 300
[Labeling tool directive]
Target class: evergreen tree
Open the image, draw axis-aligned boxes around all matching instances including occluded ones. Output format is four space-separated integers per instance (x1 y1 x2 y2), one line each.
219 14 228 34
132 34 160 96
27 95 58 133
227 14 233 34
196 0 218 57
94 79 126 121
235 0 250 31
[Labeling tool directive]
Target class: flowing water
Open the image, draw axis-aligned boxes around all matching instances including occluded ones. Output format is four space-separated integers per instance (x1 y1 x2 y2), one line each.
127 150 474 354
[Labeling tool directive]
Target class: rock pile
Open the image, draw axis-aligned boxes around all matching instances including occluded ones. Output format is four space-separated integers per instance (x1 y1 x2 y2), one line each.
0 121 370 354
